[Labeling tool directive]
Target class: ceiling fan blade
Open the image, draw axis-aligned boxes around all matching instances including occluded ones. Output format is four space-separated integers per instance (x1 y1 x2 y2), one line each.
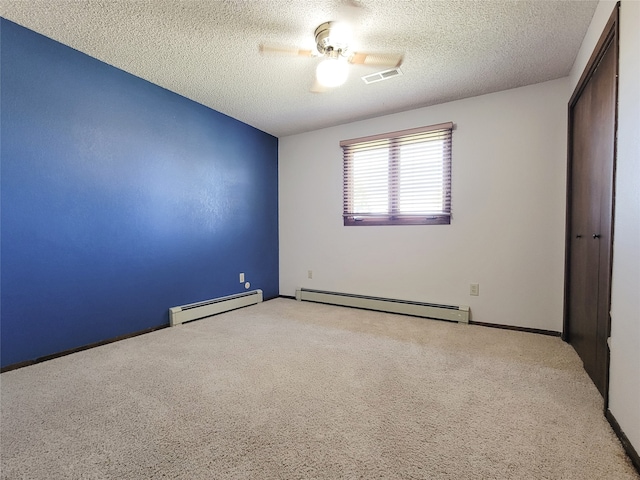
310 78 328 93
259 43 315 57
348 52 404 68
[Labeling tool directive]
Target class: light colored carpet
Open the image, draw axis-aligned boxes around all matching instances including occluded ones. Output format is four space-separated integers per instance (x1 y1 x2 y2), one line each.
1 298 638 479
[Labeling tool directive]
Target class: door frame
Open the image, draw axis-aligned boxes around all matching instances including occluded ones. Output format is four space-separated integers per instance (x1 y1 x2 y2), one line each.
563 3 619 409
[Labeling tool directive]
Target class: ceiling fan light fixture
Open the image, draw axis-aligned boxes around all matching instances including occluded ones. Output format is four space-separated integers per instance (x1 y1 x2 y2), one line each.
316 58 349 88
314 21 351 55
328 21 352 46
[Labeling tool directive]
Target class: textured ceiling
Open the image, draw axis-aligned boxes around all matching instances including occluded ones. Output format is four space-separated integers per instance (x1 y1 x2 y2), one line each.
1 1 597 137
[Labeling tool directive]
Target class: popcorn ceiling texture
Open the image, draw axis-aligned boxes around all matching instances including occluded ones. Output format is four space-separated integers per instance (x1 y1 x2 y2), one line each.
1 299 638 479
0 1 597 137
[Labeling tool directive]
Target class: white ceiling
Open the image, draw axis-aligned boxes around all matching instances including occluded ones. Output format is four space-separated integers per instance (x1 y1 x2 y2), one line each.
1 1 597 138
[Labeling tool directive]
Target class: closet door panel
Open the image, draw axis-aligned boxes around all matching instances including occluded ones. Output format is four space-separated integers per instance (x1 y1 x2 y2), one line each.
568 78 599 382
590 38 617 393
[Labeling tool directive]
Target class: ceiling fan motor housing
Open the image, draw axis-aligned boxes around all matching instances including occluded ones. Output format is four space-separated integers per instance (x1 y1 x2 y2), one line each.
314 21 349 56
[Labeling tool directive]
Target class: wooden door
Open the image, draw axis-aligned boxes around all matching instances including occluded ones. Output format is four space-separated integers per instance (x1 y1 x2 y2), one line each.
565 7 618 398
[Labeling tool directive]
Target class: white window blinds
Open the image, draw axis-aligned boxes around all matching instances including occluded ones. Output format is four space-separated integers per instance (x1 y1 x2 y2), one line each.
341 122 453 226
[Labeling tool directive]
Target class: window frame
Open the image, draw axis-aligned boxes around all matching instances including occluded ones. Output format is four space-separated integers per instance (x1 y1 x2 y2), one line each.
341 122 453 227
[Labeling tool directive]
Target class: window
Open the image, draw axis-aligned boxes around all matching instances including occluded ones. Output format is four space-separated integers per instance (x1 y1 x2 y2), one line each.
341 122 453 226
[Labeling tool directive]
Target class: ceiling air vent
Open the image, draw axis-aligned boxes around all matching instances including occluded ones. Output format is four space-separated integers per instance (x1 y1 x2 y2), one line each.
362 68 403 85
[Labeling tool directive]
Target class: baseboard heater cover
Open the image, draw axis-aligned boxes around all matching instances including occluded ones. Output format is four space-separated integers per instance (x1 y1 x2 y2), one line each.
169 290 263 327
295 288 469 324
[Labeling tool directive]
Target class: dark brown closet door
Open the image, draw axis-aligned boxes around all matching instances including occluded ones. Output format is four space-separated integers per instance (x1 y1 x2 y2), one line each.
565 10 617 398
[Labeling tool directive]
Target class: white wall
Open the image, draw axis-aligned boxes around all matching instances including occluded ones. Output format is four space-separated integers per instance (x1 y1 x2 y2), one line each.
280 78 568 332
610 0 640 451
571 0 640 454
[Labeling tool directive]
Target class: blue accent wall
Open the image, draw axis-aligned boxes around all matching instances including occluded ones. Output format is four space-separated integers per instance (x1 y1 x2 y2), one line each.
0 19 279 368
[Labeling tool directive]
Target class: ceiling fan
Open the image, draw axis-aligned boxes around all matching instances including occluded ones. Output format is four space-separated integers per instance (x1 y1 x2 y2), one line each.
259 20 404 93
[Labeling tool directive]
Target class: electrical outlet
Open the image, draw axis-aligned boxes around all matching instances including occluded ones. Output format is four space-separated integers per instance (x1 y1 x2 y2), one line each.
470 283 479 296
239 273 245 283
308 270 313 279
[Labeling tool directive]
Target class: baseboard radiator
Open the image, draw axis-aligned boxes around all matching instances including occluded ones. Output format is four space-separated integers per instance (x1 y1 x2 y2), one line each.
169 290 263 327
295 288 469 324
